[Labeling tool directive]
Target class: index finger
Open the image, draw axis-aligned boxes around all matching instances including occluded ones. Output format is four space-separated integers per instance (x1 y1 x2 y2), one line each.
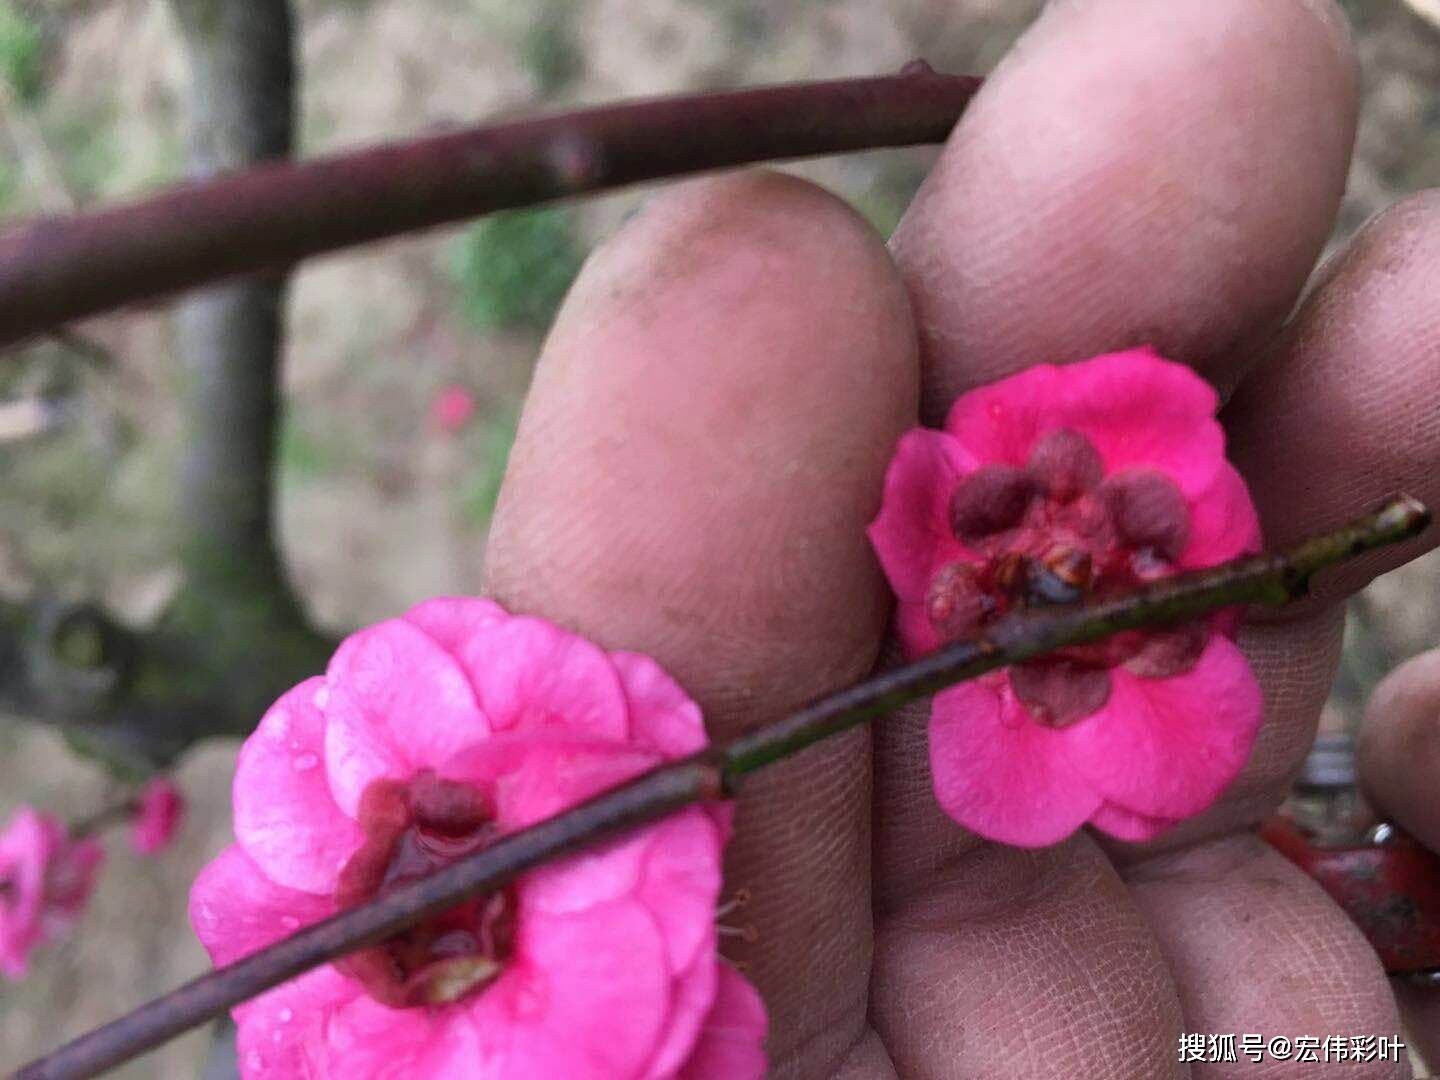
483 171 917 1072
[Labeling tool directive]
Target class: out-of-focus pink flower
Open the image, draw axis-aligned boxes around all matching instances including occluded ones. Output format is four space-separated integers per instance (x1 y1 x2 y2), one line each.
0 807 105 979
130 778 185 856
868 347 1264 847
191 597 766 1079
431 383 476 434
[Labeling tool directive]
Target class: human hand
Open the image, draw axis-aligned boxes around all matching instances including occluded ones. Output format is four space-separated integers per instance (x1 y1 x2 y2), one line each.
483 1 1438 1076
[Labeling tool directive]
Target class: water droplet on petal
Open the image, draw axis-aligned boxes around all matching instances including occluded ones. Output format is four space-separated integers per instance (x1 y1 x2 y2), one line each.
280 915 301 930
312 685 330 710
293 752 319 772
278 1007 293 1023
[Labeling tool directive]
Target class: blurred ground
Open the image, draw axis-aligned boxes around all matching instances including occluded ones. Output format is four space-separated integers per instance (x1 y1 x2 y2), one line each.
0 0 1437 1074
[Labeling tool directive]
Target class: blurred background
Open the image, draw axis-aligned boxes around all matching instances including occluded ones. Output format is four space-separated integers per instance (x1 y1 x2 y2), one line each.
0 0 1437 1074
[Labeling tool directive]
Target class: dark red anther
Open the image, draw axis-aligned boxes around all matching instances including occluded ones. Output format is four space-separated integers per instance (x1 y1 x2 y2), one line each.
1009 660 1112 728
949 465 1037 546
925 562 991 641
1102 469 1190 561
1120 623 1206 679
992 550 1028 597
1027 428 1103 503
1263 817 1440 976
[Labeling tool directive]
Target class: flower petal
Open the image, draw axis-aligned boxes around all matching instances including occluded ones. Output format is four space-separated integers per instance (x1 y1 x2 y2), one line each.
946 349 1225 497
676 963 768 1080
324 619 490 816
645 948 719 1079
636 810 724 975
190 845 334 967
403 595 507 655
611 651 709 758
454 615 629 739
866 427 977 603
233 966 358 1079
929 676 1103 847
317 994 484 1079
944 363 1058 467
1088 803 1180 843
1180 460 1263 568
442 731 661 832
235 678 363 893
1064 636 1263 821
894 599 942 661
471 900 672 1079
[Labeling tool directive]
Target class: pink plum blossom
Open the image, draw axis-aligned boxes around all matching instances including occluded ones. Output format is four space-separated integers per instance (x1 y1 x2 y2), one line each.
190 597 766 1079
431 383 477 434
130 778 185 856
868 347 1264 847
0 807 105 979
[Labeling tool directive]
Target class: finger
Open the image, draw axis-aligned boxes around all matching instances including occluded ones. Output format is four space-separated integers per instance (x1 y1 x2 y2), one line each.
873 834 1186 1079
483 171 918 1073
1226 191 1440 606
1150 190 1440 844
1125 836 1408 1080
1360 648 1440 1069
890 0 1356 416
876 0 1361 1073
1359 647 1440 849
1119 191 1440 1073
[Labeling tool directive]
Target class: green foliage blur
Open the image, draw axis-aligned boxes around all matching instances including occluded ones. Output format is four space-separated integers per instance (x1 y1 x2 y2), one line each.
520 10 581 95
462 410 518 527
450 207 585 333
0 1 43 105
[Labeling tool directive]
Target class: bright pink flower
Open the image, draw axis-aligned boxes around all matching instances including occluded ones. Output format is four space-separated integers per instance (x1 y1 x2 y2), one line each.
431 383 477 434
130 778 185 856
868 348 1264 847
191 597 765 1079
0 807 105 979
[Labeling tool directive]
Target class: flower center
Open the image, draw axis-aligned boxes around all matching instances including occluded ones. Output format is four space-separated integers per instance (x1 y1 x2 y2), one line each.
929 428 1204 726
334 771 515 1008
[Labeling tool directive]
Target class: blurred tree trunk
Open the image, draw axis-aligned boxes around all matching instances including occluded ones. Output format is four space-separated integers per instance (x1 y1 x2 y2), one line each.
169 0 295 602
159 0 331 731
0 0 329 770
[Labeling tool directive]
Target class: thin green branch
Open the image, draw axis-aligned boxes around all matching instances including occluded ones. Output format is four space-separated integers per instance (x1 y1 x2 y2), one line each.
15 495 1430 1080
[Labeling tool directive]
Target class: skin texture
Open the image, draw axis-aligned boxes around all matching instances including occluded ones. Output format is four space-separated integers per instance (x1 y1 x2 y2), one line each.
485 0 1438 1075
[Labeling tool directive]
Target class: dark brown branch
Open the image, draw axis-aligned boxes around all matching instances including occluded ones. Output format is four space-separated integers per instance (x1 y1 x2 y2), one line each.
0 65 979 348
16 496 1430 1080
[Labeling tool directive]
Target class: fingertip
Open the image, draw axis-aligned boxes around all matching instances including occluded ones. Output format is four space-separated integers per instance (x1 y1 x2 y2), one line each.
1360 647 1440 848
487 166 919 718
892 0 1358 408
1225 189 1440 595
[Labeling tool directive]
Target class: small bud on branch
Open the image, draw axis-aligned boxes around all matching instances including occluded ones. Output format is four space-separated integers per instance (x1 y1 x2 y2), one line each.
16 495 1430 1080
0 66 979 350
